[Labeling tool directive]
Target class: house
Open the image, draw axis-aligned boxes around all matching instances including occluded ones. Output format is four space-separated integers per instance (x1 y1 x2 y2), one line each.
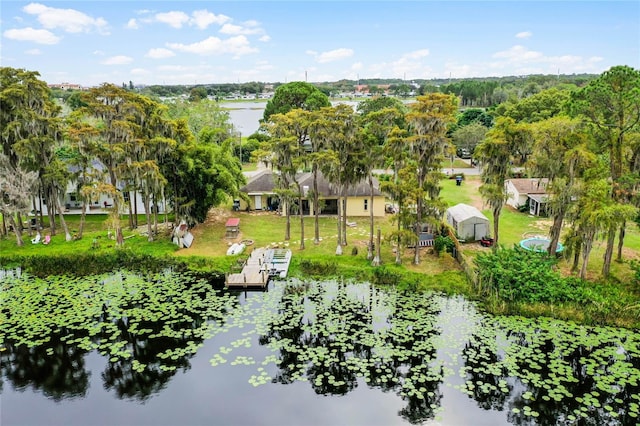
33 160 166 216
239 169 386 217
445 203 490 241
505 178 549 216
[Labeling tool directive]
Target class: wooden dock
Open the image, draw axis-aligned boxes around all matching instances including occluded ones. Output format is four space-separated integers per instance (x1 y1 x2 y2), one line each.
225 247 292 288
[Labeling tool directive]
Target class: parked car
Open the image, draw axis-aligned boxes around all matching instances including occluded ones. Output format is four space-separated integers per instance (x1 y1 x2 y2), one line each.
456 148 472 159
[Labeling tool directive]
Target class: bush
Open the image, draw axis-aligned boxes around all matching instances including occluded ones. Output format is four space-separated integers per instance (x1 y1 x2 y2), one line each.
369 267 402 286
299 259 338 276
0 251 180 277
434 235 455 255
474 247 583 303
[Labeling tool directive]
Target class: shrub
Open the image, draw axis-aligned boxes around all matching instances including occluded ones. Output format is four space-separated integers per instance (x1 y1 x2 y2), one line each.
369 267 402 286
434 235 455 255
299 259 337 276
474 247 581 303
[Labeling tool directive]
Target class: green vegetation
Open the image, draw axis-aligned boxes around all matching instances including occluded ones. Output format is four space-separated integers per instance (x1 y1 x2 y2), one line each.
2 65 639 331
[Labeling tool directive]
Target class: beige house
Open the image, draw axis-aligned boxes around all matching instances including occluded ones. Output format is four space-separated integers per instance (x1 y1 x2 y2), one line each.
239 169 386 217
505 178 549 216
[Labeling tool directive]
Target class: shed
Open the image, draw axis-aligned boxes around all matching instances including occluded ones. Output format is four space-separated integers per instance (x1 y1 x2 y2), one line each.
445 203 490 241
225 218 240 238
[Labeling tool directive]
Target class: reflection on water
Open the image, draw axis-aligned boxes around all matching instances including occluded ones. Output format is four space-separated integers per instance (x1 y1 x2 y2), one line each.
1 271 638 425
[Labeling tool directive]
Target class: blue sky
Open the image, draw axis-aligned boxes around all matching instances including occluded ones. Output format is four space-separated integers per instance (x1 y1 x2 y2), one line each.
1 1 638 86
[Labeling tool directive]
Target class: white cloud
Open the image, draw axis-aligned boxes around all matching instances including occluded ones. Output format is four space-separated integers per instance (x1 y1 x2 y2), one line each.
516 31 532 39
130 68 150 76
191 10 230 29
145 48 175 59
126 19 139 30
23 3 108 34
369 49 431 79
309 48 354 63
318 48 354 63
403 49 430 60
259 35 270 42
154 9 229 30
102 55 133 65
220 23 264 36
25 48 42 55
155 11 190 29
166 35 257 57
3 27 60 44
493 45 543 62
93 50 105 55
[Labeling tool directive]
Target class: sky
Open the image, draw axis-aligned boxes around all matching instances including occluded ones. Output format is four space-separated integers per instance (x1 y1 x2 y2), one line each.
1 1 639 87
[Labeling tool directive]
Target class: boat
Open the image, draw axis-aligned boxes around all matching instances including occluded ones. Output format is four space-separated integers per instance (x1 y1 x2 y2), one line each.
226 242 245 255
182 232 194 248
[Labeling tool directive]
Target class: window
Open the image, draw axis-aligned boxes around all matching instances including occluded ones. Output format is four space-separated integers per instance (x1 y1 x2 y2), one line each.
123 191 130 203
364 199 368 211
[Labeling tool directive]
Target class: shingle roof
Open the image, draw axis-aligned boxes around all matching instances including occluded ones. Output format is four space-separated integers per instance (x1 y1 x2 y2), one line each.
241 169 383 197
508 178 549 195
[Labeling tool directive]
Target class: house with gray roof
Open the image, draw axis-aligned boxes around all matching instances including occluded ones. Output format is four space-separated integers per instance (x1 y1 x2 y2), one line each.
239 169 386 217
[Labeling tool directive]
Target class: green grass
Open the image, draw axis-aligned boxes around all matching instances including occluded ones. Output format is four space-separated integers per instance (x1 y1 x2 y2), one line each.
2 170 638 325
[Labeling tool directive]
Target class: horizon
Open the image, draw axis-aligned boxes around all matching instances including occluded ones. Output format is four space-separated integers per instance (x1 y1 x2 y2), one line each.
2 1 638 87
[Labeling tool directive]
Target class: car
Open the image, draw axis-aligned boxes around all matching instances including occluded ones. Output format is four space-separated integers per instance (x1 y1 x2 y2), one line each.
456 148 472 159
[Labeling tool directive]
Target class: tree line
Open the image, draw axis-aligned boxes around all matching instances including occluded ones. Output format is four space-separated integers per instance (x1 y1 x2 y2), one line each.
257 66 640 280
2 65 638 283
1 67 245 246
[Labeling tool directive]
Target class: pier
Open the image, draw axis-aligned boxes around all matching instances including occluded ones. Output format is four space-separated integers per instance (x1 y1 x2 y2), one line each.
225 247 292 288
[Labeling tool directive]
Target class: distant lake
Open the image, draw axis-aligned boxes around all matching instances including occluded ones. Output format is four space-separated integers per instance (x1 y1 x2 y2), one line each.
221 100 364 136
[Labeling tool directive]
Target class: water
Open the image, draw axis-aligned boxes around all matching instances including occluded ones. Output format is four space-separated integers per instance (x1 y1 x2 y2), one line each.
221 101 266 136
1 271 638 425
221 100 364 136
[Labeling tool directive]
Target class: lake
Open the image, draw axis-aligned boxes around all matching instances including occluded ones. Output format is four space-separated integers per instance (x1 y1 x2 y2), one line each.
1 269 638 425
221 100 365 136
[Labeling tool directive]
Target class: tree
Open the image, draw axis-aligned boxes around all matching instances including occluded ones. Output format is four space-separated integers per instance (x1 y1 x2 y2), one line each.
1 67 69 240
497 87 571 123
164 120 244 225
263 112 306 246
571 65 640 276
0 154 38 246
64 119 102 239
78 84 152 245
406 94 458 264
475 117 519 250
529 117 593 255
263 81 330 122
381 126 412 265
320 104 360 255
451 122 487 155
358 99 407 263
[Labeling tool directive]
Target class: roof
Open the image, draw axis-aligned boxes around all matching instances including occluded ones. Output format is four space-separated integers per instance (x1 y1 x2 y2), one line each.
446 203 489 222
507 178 548 195
225 218 240 227
528 194 549 203
241 170 278 194
240 169 383 197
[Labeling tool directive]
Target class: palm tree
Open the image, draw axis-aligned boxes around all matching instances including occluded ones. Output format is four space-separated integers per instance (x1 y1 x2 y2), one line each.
405 94 458 264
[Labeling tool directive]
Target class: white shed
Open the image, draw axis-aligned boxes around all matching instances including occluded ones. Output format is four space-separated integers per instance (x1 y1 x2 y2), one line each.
445 203 490 241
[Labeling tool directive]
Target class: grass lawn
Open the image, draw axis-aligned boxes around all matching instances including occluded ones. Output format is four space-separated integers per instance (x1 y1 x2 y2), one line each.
2 174 638 285
176 209 455 276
